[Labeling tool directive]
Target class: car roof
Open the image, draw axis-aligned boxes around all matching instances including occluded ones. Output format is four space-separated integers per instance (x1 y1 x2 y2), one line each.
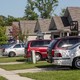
55 36 80 40
28 39 51 42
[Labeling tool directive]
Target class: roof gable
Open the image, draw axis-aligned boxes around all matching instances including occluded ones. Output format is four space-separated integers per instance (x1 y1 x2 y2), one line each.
34 20 41 33
20 20 36 35
37 19 51 33
49 17 57 30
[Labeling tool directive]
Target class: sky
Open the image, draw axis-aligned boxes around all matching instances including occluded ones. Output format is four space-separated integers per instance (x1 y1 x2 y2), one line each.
0 0 80 17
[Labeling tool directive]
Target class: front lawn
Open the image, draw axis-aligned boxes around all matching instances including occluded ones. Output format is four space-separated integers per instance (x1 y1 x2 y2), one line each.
0 61 53 70
19 70 80 80
0 57 25 63
0 76 7 80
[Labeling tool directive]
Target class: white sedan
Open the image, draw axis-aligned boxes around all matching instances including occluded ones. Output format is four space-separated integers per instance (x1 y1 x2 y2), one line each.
53 43 80 69
2 43 25 57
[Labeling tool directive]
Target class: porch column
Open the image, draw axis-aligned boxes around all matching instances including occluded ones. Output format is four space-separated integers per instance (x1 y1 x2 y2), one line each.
60 32 62 37
62 32 64 37
67 32 69 36
78 31 80 36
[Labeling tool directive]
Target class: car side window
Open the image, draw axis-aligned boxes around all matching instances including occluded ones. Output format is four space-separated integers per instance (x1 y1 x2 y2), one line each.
57 39 70 48
57 38 80 48
13 44 21 48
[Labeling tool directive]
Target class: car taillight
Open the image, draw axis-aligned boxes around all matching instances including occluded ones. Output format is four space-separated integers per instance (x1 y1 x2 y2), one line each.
56 53 62 57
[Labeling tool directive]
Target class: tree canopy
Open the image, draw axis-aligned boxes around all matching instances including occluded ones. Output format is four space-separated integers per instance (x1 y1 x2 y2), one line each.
24 0 38 20
0 26 8 45
24 0 58 19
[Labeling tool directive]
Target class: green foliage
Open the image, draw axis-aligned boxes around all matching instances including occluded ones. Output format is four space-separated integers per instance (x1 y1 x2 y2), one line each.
60 8 66 16
0 15 7 26
19 33 25 42
0 61 52 70
24 0 58 19
0 15 25 26
20 70 80 80
0 26 8 45
25 0 38 20
34 0 58 18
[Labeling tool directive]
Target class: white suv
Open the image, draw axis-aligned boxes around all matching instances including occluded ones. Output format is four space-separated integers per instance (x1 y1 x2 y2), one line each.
3 43 25 57
53 42 80 69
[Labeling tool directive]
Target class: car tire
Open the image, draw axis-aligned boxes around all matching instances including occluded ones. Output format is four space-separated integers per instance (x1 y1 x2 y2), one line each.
35 53 42 61
8 52 16 57
72 57 80 69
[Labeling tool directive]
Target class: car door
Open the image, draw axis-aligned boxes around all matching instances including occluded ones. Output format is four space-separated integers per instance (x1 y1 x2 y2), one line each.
13 44 22 55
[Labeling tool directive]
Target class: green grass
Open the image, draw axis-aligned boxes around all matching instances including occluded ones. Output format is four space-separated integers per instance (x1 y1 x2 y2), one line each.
19 70 80 80
0 76 7 80
0 61 53 70
0 57 25 63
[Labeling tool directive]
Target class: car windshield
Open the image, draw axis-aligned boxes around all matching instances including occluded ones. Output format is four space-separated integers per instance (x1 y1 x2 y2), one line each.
31 40 50 47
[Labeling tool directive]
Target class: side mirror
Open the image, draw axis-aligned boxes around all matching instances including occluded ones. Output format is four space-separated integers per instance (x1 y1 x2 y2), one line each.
79 46 80 49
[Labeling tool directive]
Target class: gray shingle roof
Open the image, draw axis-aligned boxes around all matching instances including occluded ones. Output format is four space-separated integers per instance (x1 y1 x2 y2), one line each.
49 16 71 32
19 20 36 35
35 19 51 33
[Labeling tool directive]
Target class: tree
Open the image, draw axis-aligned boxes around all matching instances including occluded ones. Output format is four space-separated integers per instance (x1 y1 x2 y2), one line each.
6 15 20 26
35 0 58 18
11 25 20 40
0 26 8 45
25 0 38 20
0 15 7 26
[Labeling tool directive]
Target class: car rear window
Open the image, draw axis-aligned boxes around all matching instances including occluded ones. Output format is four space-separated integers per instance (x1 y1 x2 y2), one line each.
48 39 59 49
31 40 50 47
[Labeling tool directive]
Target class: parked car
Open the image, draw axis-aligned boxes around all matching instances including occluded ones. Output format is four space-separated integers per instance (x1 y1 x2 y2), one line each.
47 36 80 63
24 39 51 61
53 42 80 69
2 43 25 57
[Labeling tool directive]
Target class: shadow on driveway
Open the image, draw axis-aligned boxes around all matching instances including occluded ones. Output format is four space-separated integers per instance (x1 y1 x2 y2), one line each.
36 65 71 71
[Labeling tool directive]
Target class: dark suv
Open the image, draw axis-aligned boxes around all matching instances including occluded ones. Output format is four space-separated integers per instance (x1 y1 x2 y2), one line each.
47 36 80 63
24 39 51 61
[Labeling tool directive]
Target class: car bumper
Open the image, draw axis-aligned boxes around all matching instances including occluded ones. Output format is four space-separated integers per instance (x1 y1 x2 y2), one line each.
2 51 9 56
53 57 72 66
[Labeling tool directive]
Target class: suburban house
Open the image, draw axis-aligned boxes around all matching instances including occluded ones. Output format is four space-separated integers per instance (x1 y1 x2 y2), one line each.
49 7 80 39
19 20 37 41
34 19 51 39
6 7 80 42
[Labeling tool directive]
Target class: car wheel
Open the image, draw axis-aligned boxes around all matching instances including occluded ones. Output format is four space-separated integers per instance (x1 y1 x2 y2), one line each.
72 58 80 69
35 53 42 61
8 52 16 57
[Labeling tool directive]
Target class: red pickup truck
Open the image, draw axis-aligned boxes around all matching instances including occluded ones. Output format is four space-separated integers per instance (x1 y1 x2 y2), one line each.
24 39 51 61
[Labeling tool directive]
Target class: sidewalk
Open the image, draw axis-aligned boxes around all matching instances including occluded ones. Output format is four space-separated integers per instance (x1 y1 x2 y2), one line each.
0 62 24 65
0 62 70 80
0 68 33 80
